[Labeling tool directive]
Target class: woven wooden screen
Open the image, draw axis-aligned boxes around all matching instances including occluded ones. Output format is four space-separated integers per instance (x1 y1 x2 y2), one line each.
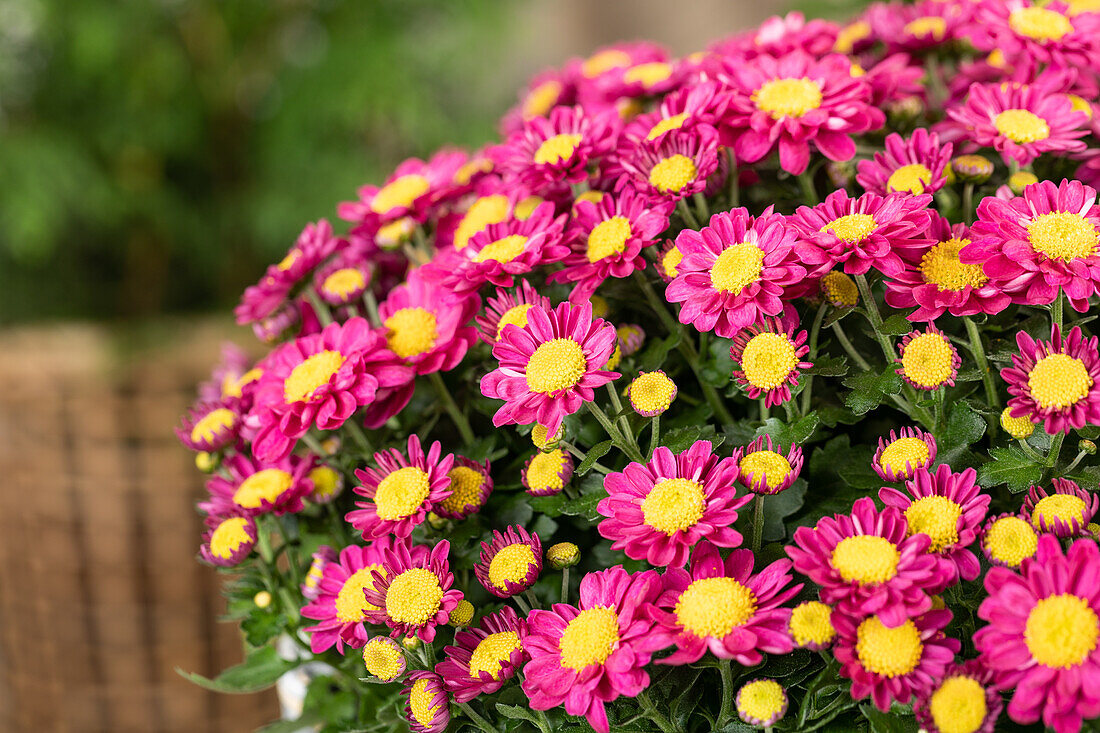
0 321 276 733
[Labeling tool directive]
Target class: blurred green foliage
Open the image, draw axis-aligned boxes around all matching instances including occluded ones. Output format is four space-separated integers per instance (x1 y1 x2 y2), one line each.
0 0 513 321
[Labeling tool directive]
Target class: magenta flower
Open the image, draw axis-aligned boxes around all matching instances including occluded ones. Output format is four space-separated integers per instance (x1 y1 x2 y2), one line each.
596 440 752 568
493 105 619 190
731 435 804 495
198 342 254 403
720 51 884 174
896 325 961 392
1023 478 1099 537
475 281 552 345
199 453 313 518
612 125 722 203
872 427 937 482
401 671 451 733
976 536 1100 733
786 497 952 627
913 660 1004 733
1000 326 1100 434
791 189 933 278
474 525 542 598
338 151 464 232
522 448 574 497
730 317 812 408
521 567 663 733
346 434 455 540
436 606 529 703
176 401 239 452
480 301 618 436
363 539 463 642
665 208 806 337
198 515 257 568
972 0 1100 68
300 538 396 654
867 0 969 52
648 541 801 665
856 129 953 196
434 456 493 520
619 80 731 146
377 268 479 375
501 69 573 134
301 546 337 601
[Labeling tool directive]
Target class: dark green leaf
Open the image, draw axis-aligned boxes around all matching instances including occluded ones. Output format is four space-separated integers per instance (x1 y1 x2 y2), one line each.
576 440 613 476
938 402 987 465
496 704 541 724
860 704 918 733
637 332 682 373
837 445 881 490
661 425 703 453
177 646 298 694
977 445 1043 493
842 367 903 415
823 306 855 328
805 355 849 377
528 493 566 518
880 314 913 335
763 479 807 542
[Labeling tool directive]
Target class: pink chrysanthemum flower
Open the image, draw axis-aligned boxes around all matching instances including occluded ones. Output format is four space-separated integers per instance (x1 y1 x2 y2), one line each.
474 281 552 345
896 325 961 392
521 567 663 733
401 671 450 733
1000 326 1100 434
792 189 934 278
301 546 337 602
613 125 722 203
879 465 991 583
567 41 668 87
616 323 645 355
493 106 619 190
913 660 1004 733
199 515 257 567
655 238 683 282
619 80 730 146
522 448 574 497
436 606 529 703
648 541 801 665
198 343 256 403
434 456 493 520
313 252 371 307
346 434 455 541
963 179 1100 311
475 526 542 598
944 80 1088 167
480 301 618 437
981 512 1040 569
834 609 960 712
976 535 1100 733
378 268 479 375
177 401 239 452
363 540 463 642
1023 478 1099 537
720 51 883 175
338 151 464 232
249 318 415 462
856 130 953 196
867 0 968 52
972 0 1100 68
549 188 672 303
884 217 1011 321
665 208 806 338
235 220 343 325
596 440 752 568
872 427 937 482
860 53 926 109
501 69 573 134
585 57 685 106
730 317 812 407
731 435 804 495
786 497 953 627
199 453 313 518
300 539 396 654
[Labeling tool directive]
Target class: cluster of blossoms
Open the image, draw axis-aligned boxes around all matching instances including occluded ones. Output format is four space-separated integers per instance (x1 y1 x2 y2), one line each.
181 2 1100 732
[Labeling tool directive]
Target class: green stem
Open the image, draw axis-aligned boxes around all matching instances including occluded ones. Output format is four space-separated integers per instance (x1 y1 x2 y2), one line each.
428 371 475 445
1047 431 1066 469
513 594 531 615
269 515 302 587
692 191 710 222
361 290 381 327
1052 290 1064 333
727 148 740 208
561 567 570 606
524 589 539 610
963 316 999 437
562 441 610 474
759 399 770 422
586 402 645 463
306 288 334 327
299 432 326 456
798 170 818 205
649 414 661 459
637 690 677 733
800 303 828 415
962 182 975 226
677 198 700 229
605 383 637 456
457 702 497 733
343 418 373 457
534 709 553 733
1065 450 1088 476
752 494 766 553
717 658 735 730
1017 439 1045 463
830 322 872 371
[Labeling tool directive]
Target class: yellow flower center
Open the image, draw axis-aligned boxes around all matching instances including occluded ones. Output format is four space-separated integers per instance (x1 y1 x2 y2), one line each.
648 112 690 141
449 599 475 626
710 243 765 294
920 238 988 291
209 517 252 559
582 49 632 78
455 195 510 251
515 196 542 220
371 174 430 214
546 542 580 566
558 606 620 671
832 535 900 584
641 478 706 534
531 424 555 449
675 577 757 638
321 268 366 301
856 616 923 678
737 679 786 723
525 339 587 394
1068 0 1100 12
878 437 930 477
790 601 836 647
984 515 1039 567
887 163 934 195
233 469 293 509
488 543 537 591
454 157 492 185
384 307 438 359
309 465 342 501
522 80 562 119
753 78 823 119
284 350 346 403
573 190 605 212
587 216 633 262
276 249 300 272
1028 353 1093 408
473 234 529 264
1068 94 1093 119
929 676 987 733
439 466 484 514
408 678 441 727
629 372 677 414
994 109 1051 144
1000 407 1036 439
1009 6 1073 42
739 450 792 491
1027 211 1098 261
649 154 698 194
1032 494 1088 529
190 408 236 444
905 495 963 552
740 332 798 390
901 332 956 389
835 20 872 53
534 133 583 165
987 48 1007 68
377 218 415 248
496 304 534 340
385 568 444 625
526 449 569 492
1025 593 1099 668
821 213 877 243
624 61 672 87
821 270 859 307
662 245 684 278
373 466 431 520
469 631 523 679
904 16 947 38
335 565 386 622
222 367 262 399
362 638 404 681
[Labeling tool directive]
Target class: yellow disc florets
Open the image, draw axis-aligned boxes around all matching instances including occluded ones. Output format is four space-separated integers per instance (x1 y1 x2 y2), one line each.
710 243 765 294
624 61 672 88
488 543 537 591
321 268 366 301
308 465 343 502
856 616 923 678
900 331 957 389
1000 407 1036 439
1025 593 1099 668
209 517 252 560
835 20 871 53
586 216 632 263
284 350 345 403
408 677 441 728
363 638 405 681
473 234 529 264
233 469 293 509
469 631 523 680
641 478 707 534
736 679 787 725
995 109 1051 143
740 332 798 390
789 601 836 648
905 495 963 552
526 338 587 394
522 80 562 119
739 450 792 492
832 535 901 584
373 466 432 520
821 270 859 307
455 195 510 251
887 163 934 194
821 213 876 243
1027 353 1093 409
661 244 684 279
753 78 823 119
335 565 385 622
920 238 988 291
649 154 697 194
449 599 475 627
371 175 430 214
1009 6 1073 42
534 133 583 165
628 371 677 415
439 466 485 515
1032 494 1088 529
530 423 561 449
648 112 689 141
928 675 988 733
385 568 444 626
674 577 757 638
525 449 569 493
904 16 947 39
558 606 620 671
1027 211 1098 261
878 436 931 478
385 307 439 359
984 515 1038 567
191 408 236 444
546 542 581 569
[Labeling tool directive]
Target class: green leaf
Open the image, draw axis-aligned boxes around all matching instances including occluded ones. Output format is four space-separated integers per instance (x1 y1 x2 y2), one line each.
823 306 855 328
842 367 903 415
880 313 913 335
977 445 1044 493
756 413 819 446
531 514 558 539
528 493 566 518
576 440 613 476
805 354 849 377
496 703 541 724
177 646 298 694
240 607 286 648
837 445 881 490
256 714 324 733
860 704 918 733
938 402 987 465
637 331 681 373
763 479 807 542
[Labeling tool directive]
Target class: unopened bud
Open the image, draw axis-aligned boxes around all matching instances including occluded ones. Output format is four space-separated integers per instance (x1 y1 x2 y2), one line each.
253 591 272 609
195 452 218 473
1008 171 1038 195
546 542 581 570
1080 439 1097 455
952 155 994 184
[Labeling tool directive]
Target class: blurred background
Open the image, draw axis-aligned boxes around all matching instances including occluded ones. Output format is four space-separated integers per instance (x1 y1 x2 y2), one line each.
0 0 860 730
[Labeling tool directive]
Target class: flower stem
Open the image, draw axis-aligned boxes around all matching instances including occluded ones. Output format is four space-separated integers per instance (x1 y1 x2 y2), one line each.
525 589 539 610
830 322 872 371
306 288 334 327
649 414 661 459
534 709 553 733
677 198 700 229
586 402 645 463
361 290 381 327
605 383 637 454
717 658 735 730
1047 431 1066 469
343 417 373 457
962 182 975 226
797 170 818 205
800 303 828 415
693 191 711 222
727 149 740 208
751 494 766 553
457 702 497 733
759 399 770 422
1017 439 1045 463
637 690 677 733
963 316 999 437
1065 450 1088 476
513 594 531 615
1052 289 1064 333
428 371 475 446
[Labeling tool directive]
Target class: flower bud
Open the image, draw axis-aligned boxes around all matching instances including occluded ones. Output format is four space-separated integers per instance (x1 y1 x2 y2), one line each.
253 590 272 609
1080 439 1097 455
427 511 448 530
449 599 475 627
825 160 855 189
628 370 677 417
1008 171 1038 195
951 154 994 184
820 270 858 308
546 542 580 570
401 636 421 651
1000 407 1035 440
531 423 563 451
195 452 218 473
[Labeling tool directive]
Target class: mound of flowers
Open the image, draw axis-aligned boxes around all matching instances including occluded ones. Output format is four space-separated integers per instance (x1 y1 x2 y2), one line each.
179 2 1100 731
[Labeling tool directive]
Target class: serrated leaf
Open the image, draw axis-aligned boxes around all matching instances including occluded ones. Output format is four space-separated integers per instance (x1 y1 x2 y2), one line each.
805 355 849 377
177 646 298 694
661 425 703 453
837 445 881 489
637 331 681 373
861 704 918 733
954 367 982 382
528 493 565 517
842 367 903 415
823 306 854 328
755 412 819 446
763 479 807 542
880 313 913 335
576 440 612 476
496 704 541 723
977 445 1043 493
938 402 987 465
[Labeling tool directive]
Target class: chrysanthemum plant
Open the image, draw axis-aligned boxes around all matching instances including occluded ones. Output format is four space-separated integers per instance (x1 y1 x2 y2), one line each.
180 3 1100 732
